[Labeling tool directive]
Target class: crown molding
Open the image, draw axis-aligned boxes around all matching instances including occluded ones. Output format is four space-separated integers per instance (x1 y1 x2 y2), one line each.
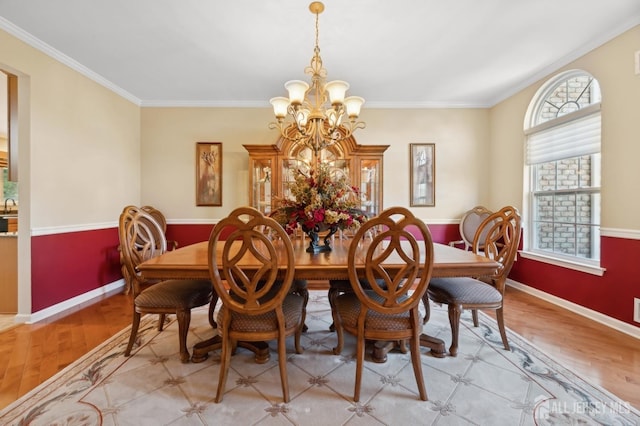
488 15 640 106
140 99 490 109
0 17 141 106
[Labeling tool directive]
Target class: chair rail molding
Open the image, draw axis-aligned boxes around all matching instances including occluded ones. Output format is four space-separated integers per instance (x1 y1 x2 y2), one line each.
600 227 640 240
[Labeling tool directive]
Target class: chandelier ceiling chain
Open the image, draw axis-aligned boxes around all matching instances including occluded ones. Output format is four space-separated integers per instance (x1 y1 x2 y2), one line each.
269 1 365 154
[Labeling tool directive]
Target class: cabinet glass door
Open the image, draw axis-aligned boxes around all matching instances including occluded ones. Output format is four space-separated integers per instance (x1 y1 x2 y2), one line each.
281 146 351 202
359 158 381 217
250 158 273 214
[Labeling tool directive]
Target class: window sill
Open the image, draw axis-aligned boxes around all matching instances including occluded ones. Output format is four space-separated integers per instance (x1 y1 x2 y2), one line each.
519 251 606 276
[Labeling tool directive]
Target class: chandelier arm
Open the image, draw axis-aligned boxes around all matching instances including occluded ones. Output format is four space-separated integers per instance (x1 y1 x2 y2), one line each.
268 121 309 144
269 2 365 154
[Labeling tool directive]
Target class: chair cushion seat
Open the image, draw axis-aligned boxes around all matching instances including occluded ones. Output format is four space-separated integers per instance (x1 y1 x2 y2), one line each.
135 279 212 310
219 293 304 332
334 292 423 331
428 277 502 305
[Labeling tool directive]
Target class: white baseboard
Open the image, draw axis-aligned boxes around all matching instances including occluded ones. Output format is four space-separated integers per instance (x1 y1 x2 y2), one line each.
507 279 640 339
15 279 126 324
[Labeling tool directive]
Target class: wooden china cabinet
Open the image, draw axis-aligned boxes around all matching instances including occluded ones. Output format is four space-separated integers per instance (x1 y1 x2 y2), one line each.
244 131 388 218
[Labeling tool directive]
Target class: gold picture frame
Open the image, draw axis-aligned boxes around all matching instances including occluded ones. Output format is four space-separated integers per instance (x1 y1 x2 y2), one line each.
410 143 435 206
196 142 222 206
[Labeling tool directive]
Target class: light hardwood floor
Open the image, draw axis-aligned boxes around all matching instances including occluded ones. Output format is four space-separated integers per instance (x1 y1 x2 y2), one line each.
0 285 638 410
0 315 16 333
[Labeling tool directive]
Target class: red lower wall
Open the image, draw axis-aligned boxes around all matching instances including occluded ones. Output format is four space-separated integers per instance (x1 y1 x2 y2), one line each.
31 228 122 312
165 224 216 248
29 223 235 312
29 223 640 330
510 236 640 326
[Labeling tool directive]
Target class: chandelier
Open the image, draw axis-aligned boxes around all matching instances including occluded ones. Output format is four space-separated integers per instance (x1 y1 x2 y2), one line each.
269 2 365 154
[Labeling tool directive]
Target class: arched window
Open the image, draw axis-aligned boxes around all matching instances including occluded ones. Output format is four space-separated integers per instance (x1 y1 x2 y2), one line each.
523 70 601 268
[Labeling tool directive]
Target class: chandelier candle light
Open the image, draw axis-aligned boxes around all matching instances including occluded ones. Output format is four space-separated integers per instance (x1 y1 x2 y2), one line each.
269 2 366 154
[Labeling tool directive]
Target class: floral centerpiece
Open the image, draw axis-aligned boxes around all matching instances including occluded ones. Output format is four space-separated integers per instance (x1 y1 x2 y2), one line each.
272 162 367 253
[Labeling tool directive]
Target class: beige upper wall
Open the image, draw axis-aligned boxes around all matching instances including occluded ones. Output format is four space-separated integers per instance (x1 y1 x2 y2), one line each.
0 30 141 228
489 25 640 230
140 107 491 223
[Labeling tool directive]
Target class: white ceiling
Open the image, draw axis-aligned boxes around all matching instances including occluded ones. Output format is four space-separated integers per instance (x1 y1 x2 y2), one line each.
0 0 639 109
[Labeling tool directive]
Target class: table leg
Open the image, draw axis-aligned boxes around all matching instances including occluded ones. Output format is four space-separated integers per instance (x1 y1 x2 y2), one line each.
370 334 447 363
191 336 221 363
419 334 447 358
372 341 395 363
191 337 271 364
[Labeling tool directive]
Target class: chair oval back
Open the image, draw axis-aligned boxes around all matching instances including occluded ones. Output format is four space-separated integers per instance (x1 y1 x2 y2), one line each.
118 205 168 294
347 206 434 315
460 206 492 249
141 205 167 233
208 206 295 316
471 205 521 284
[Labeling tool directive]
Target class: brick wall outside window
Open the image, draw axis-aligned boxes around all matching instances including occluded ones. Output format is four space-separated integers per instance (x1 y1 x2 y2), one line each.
529 73 600 261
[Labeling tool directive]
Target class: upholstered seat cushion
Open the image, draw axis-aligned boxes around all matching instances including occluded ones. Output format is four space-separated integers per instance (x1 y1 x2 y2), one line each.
334 291 423 331
135 279 213 309
218 293 304 332
428 277 501 305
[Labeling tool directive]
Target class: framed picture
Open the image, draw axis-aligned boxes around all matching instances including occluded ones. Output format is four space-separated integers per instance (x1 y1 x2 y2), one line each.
196 142 222 206
410 143 435 206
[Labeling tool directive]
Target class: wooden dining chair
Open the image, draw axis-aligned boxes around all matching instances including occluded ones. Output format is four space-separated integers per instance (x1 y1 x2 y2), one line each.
119 205 214 363
424 206 521 356
449 205 492 250
140 204 218 328
141 205 178 250
208 206 305 403
119 205 176 294
332 206 434 402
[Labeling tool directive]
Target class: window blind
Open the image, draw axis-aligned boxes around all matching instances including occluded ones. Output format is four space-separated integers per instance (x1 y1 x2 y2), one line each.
526 111 601 165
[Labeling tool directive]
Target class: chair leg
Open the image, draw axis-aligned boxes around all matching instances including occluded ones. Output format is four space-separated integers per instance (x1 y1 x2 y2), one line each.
447 304 462 357
354 333 365 402
495 307 510 351
125 310 142 357
278 330 290 403
328 287 339 331
422 294 430 324
208 293 218 328
158 313 166 331
423 296 431 324
215 325 232 403
298 287 309 333
176 309 192 363
295 304 304 354
472 309 479 327
410 334 428 401
288 280 309 332
332 314 344 355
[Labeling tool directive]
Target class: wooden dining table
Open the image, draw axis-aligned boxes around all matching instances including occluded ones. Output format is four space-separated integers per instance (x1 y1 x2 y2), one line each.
138 237 500 362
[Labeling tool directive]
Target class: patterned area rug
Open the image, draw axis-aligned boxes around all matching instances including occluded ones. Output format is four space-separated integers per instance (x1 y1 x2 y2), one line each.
1 291 637 425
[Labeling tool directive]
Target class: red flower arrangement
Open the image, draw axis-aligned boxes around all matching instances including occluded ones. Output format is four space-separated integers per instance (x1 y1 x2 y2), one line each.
272 162 367 235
